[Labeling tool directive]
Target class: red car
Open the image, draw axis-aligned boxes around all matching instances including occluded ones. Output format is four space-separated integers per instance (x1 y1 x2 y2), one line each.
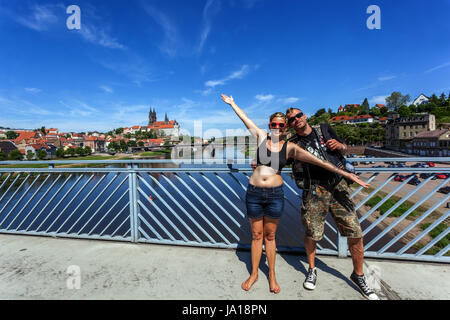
435 173 448 179
426 162 435 167
394 175 407 182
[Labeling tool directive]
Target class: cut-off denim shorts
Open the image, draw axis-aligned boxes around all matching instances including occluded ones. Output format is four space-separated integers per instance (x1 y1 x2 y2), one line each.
245 183 285 219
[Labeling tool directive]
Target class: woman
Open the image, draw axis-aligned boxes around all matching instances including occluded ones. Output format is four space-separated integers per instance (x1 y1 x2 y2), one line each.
221 94 369 294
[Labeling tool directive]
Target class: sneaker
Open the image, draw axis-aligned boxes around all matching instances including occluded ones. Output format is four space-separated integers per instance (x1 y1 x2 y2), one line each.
350 271 380 300
303 267 317 290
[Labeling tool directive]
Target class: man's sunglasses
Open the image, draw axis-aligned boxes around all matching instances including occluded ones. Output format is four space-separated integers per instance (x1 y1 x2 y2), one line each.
287 112 304 125
269 122 286 129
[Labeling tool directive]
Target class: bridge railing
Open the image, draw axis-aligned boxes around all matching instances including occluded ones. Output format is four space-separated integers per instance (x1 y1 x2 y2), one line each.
0 157 449 263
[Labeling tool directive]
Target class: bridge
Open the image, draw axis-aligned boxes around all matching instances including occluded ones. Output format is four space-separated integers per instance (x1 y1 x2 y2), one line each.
0 157 448 299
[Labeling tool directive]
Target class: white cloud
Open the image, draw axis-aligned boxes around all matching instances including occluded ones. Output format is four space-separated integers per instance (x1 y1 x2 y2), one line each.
205 65 250 88
15 4 59 31
25 87 42 93
255 94 275 102
100 85 113 94
78 24 126 50
369 95 387 105
378 75 396 81
143 4 179 57
198 0 221 54
425 61 450 73
278 97 301 105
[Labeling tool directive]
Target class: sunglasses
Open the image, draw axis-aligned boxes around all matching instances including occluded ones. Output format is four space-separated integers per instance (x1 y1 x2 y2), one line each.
287 112 304 125
269 122 286 129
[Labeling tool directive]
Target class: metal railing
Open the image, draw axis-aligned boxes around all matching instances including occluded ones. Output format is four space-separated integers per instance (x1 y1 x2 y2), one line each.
0 157 449 263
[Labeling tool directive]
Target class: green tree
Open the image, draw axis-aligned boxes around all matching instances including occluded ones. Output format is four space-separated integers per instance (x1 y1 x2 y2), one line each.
127 140 137 148
5 131 19 140
0 151 6 161
26 150 35 161
40 126 46 135
84 146 92 155
8 149 22 160
361 98 370 113
37 149 47 160
115 128 124 135
76 147 86 156
65 147 76 157
386 92 411 110
56 148 65 158
398 105 412 117
138 141 145 147
439 93 447 106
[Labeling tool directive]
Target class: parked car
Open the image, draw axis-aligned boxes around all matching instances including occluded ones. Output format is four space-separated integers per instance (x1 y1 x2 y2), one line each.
438 186 450 194
411 163 427 168
435 173 448 179
396 163 406 168
407 175 421 186
388 164 397 168
373 165 385 168
426 162 435 167
394 175 408 182
420 173 434 179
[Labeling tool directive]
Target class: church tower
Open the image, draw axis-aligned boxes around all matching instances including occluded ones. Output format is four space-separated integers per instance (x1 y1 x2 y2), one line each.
148 107 157 125
164 112 169 124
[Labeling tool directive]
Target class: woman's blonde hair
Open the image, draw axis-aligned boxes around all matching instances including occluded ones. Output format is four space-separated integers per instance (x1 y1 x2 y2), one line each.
269 112 286 122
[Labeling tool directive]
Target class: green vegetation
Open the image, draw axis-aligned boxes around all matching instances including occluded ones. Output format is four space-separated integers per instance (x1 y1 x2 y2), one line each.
364 194 425 218
138 149 171 157
417 223 450 256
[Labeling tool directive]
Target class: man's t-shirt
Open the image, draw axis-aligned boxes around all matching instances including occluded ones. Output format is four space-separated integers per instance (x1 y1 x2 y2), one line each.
288 123 344 182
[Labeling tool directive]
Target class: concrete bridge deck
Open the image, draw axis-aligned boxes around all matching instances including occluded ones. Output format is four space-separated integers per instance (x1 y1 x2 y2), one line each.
0 234 448 300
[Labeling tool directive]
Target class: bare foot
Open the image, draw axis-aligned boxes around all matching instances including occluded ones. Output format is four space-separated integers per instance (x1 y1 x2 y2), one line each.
269 273 280 294
241 274 258 291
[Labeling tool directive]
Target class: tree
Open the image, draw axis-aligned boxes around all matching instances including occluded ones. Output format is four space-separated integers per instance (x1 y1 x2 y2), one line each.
398 105 412 117
26 150 35 161
138 141 145 147
386 92 411 110
439 93 447 107
37 150 47 160
127 140 137 148
84 146 92 155
5 131 19 140
8 149 22 160
314 108 326 117
115 128 124 135
56 148 65 158
0 151 6 161
65 147 76 157
40 126 46 135
76 147 85 156
361 98 370 113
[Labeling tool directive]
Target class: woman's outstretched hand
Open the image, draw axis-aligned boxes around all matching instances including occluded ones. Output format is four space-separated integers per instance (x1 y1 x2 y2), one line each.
347 173 370 188
221 94 235 106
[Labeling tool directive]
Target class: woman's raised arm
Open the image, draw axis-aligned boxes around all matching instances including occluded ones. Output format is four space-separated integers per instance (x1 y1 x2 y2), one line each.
221 94 266 139
288 143 369 188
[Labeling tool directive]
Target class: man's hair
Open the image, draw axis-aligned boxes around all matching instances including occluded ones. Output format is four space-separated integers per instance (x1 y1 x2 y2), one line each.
269 112 286 122
285 107 302 116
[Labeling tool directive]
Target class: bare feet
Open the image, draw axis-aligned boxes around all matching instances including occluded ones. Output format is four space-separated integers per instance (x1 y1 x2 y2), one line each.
269 273 280 294
241 274 258 291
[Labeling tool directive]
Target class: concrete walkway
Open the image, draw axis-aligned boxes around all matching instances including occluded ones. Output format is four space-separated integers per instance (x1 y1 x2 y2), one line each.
0 234 448 300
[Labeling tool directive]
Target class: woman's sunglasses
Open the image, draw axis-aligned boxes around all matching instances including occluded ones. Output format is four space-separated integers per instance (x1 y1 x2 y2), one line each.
287 112 304 125
269 122 286 129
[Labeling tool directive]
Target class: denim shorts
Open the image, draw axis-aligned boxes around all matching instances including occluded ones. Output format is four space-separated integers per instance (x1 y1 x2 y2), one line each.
245 183 285 219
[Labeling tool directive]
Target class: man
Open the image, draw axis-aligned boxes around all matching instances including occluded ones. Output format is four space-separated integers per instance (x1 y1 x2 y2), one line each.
285 107 379 300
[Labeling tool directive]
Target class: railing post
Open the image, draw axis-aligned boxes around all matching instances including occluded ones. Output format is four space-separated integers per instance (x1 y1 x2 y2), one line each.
337 232 348 258
128 163 139 242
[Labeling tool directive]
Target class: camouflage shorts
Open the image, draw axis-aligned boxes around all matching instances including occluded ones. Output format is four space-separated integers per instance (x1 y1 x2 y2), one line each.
301 180 363 241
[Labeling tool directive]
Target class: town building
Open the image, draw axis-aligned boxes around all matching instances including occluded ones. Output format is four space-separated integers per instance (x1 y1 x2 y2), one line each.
330 114 374 124
0 140 18 158
412 94 430 106
408 129 450 156
385 113 436 152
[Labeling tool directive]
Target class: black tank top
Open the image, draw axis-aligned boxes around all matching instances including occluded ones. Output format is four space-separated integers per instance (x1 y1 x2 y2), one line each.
256 136 288 173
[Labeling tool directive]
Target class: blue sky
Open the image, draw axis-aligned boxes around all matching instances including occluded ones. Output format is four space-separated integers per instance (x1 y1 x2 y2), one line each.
0 0 449 138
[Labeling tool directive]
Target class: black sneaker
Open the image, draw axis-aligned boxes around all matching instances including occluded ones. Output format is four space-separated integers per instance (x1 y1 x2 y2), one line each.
350 271 380 300
303 267 317 290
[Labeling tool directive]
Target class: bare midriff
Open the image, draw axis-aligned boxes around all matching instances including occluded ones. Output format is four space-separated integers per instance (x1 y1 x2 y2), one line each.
248 165 284 188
